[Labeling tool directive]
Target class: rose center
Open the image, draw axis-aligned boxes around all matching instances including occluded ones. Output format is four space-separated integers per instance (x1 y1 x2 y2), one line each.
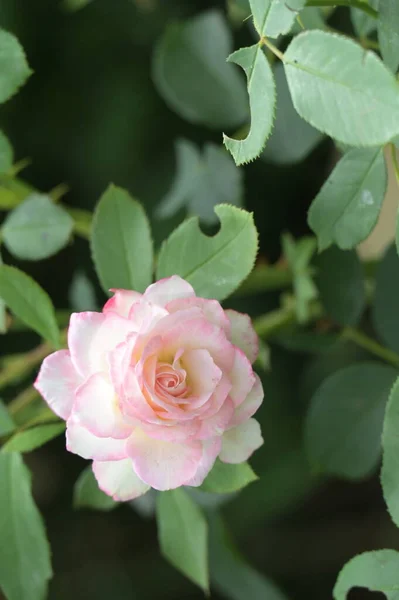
155 362 188 398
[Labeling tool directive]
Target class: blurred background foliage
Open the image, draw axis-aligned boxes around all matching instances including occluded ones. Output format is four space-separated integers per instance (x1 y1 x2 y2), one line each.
0 1 395 599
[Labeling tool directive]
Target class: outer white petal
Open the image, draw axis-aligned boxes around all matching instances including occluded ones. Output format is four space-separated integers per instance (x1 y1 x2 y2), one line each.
66 419 127 461
225 309 258 364
103 289 142 317
143 275 195 307
219 418 263 464
34 350 82 420
230 374 264 427
184 438 222 487
93 459 150 501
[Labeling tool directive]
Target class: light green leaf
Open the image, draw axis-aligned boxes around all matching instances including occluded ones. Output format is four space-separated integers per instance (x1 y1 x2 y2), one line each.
0 29 31 104
153 10 248 129
199 459 258 494
223 44 275 166
0 400 15 436
305 362 398 479
0 265 60 347
156 488 208 591
262 63 323 165
378 0 399 74
284 31 399 146
250 0 306 38
381 376 399 527
2 423 64 453
334 550 399 599
91 184 153 294
0 452 52 600
0 130 13 174
351 0 379 38
0 253 7 334
373 244 399 353
314 247 366 326
74 466 118 511
309 147 387 251
209 515 289 600
291 7 327 34
282 233 318 324
2 193 74 260
157 205 258 301
69 271 97 312
157 140 243 224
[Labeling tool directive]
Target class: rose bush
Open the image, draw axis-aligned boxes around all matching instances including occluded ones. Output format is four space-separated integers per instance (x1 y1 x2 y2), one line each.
35 276 264 500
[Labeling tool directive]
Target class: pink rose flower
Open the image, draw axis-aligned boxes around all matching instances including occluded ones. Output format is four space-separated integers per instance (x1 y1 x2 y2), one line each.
35 276 264 500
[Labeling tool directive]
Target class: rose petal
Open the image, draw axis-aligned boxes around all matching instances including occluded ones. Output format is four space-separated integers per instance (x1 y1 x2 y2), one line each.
127 429 202 490
219 418 263 464
143 276 195 307
71 372 130 439
66 419 127 461
103 289 142 318
225 309 258 364
229 348 256 407
181 348 222 398
197 397 234 440
34 350 81 420
184 437 222 487
166 297 230 334
93 458 150 501
230 374 264 427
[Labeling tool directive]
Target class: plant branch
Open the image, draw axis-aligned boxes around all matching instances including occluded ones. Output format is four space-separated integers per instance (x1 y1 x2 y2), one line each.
342 328 399 369
306 0 378 18
260 37 285 62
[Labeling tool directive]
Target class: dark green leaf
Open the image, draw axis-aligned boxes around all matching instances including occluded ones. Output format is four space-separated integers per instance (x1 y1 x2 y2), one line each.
0 130 13 174
91 184 153 294
199 459 258 494
250 0 306 38
350 0 379 38
314 247 366 326
334 549 399 599
74 466 118 511
0 452 52 600
157 488 208 591
284 31 399 146
223 44 275 165
373 244 399 353
305 362 398 479
0 265 60 347
378 0 399 73
308 148 387 251
153 10 248 129
157 205 258 301
2 423 64 453
2 194 74 260
0 400 15 436
381 376 399 527
0 29 31 104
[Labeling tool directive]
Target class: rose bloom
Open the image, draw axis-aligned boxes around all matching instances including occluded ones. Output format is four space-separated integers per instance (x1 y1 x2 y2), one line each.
35 276 264 500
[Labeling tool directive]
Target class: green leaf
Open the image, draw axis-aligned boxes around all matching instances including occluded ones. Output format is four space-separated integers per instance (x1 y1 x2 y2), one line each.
308 147 387 250
223 44 275 166
333 549 399 599
2 423 64 453
156 488 208 591
0 29 31 104
381 376 399 527
69 271 97 312
291 7 327 34
199 459 258 494
152 10 248 129
91 184 153 294
0 452 52 600
378 0 399 74
284 31 399 146
262 63 323 165
305 362 398 479
373 244 399 354
0 400 15 436
0 265 60 347
314 247 366 326
0 253 7 334
73 466 118 511
209 515 289 600
157 205 258 301
250 0 306 38
2 193 74 260
282 233 318 324
157 140 243 224
351 0 379 38
0 130 13 174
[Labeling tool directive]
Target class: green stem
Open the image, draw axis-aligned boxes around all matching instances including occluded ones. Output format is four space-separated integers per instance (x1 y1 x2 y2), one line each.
342 328 399 369
391 143 399 187
234 265 292 297
306 0 378 18
260 37 285 62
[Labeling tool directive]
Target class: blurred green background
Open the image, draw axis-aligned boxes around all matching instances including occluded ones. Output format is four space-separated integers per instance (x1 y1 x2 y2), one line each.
0 1 393 599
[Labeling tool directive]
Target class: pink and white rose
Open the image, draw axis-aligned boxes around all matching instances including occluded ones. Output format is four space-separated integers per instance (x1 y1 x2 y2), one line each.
35 276 264 501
